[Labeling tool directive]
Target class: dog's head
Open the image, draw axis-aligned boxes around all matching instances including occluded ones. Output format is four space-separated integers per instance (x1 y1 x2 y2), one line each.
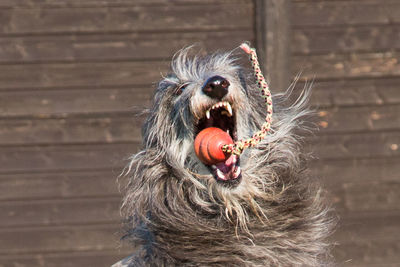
143 48 256 185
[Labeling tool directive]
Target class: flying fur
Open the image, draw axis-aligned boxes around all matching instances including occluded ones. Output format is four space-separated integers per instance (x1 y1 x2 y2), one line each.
117 46 334 266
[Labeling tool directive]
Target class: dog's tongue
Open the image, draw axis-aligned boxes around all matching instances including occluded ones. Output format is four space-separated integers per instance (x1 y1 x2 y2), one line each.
215 154 236 173
214 153 241 181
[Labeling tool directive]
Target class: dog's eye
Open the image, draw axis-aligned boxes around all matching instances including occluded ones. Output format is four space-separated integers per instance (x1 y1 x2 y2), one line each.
176 84 188 95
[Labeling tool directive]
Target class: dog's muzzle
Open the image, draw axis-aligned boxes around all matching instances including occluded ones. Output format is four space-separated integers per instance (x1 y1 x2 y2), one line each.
194 77 242 186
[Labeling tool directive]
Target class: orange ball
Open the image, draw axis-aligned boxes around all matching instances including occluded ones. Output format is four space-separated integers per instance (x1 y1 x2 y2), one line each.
194 127 233 165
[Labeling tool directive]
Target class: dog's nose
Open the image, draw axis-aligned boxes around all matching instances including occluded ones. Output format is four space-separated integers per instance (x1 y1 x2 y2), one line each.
202 76 230 100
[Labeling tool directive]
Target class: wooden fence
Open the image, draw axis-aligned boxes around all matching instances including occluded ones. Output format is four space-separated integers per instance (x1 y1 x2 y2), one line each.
0 0 399 266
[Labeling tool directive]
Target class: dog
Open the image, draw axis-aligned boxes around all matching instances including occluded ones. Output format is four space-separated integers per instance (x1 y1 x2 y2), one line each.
114 44 334 266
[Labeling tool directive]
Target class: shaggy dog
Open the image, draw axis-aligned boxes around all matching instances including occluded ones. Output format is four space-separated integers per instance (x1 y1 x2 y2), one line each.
114 45 333 266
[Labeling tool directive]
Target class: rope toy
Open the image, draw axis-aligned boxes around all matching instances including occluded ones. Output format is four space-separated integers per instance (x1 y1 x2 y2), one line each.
194 43 273 164
221 43 273 156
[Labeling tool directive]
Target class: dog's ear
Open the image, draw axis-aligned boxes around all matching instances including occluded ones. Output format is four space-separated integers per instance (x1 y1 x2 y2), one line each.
237 68 249 96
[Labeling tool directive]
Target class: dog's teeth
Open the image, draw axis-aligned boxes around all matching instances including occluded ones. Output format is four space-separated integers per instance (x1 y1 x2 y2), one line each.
226 103 233 116
216 169 225 179
226 129 230 135
210 102 233 117
206 109 211 119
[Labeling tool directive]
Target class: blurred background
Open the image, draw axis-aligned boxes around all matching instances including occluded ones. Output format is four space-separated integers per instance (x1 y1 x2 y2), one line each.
0 0 399 266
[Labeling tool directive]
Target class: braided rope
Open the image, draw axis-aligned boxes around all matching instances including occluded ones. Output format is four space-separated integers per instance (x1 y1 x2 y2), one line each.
221 43 273 156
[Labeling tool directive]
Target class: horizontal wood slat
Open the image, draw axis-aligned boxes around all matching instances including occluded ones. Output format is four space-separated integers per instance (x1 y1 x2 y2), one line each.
0 0 248 8
293 24 400 55
336 214 400 243
0 198 120 227
316 104 400 133
0 61 168 89
0 87 152 117
310 131 400 160
0 171 121 201
0 143 137 173
305 77 400 107
0 250 130 267
332 182 400 214
311 156 400 186
0 31 253 63
0 4 252 35
293 1 400 27
293 52 400 80
0 116 143 145
0 225 123 255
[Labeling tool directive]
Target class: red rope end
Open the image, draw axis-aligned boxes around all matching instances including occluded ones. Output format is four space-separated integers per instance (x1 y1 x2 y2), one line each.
240 43 251 54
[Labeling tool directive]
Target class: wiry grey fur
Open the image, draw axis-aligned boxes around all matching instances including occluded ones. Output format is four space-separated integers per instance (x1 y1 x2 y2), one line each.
117 46 334 266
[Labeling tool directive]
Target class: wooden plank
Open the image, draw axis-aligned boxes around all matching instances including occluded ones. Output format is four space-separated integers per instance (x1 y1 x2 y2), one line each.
0 250 131 267
309 131 400 160
293 24 400 55
0 30 253 63
331 182 400 214
0 0 247 8
0 171 121 200
315 104 400 133
293 51 400 80
0 198 120 227
332 214 400 266
0 143 138 174
334 241 400 266
0 4 252 35
296 77 400 107
0 116 143 145
310 157 400 186
293 1 400 27
0 224 123 254
0 87 152 117
0 61 168 89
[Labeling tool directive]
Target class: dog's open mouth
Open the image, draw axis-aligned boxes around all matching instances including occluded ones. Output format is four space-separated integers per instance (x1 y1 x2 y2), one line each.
196 101 242 185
